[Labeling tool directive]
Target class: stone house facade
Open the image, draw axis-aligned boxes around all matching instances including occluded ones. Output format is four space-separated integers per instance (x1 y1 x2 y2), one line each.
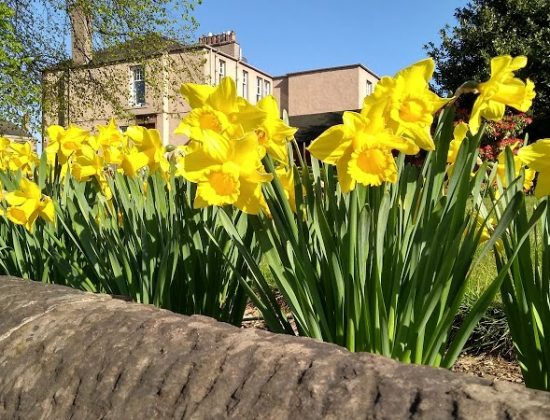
42 16 379 146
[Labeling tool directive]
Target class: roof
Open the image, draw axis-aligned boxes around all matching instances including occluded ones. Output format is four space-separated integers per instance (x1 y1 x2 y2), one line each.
43 34 273 78
274 64 380 80
90 35 187 66
0 120 31 138
45 34 193 71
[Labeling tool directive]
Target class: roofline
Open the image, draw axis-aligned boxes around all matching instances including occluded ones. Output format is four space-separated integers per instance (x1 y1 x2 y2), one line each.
191 44 273 79
1 134 35 141
42 44 273 79
43 43 203 73
274 63 380 80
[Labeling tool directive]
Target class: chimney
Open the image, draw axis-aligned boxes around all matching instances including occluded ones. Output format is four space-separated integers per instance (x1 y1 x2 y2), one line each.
199 31 241 59
69 5 93 65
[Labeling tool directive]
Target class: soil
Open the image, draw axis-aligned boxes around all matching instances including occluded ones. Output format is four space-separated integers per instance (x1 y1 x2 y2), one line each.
451 354 523 384
242 304 525 386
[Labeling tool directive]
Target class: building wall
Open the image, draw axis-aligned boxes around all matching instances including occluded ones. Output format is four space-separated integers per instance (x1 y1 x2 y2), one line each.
43 46 273 146
273 66 379 117
273 77 289 113
358 67 379 107
204 50 273 105
43 50 206 145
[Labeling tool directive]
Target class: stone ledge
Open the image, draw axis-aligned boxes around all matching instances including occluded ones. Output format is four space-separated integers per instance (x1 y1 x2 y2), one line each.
0 276 549 419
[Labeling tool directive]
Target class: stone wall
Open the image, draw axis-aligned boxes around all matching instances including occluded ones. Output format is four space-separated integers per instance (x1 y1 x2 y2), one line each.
0 276 549 419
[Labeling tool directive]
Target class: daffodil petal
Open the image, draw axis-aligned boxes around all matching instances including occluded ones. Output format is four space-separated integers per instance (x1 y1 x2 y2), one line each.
180 83 215 108
337 149 355 193
518 139 550 172
535 171 550 198
307 125 350 165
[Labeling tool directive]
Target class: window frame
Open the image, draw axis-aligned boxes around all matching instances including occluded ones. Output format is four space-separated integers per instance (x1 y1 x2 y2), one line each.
218 59 226 84
130 65 146 107
256 76 262 102
366 80 374 96
263 79 271 97
242 70 249 99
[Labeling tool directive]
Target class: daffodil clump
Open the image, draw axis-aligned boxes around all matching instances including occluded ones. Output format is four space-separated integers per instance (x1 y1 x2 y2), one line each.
0 118 173 231
174 77 296 214
2 54 550 389
307 59 449 191
46 119 170 191
0 136 53 232
4 178 55 232
0 136 39 175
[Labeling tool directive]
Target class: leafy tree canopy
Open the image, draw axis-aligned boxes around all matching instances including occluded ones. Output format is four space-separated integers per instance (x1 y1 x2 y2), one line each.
0 0 202 134
425 0 550 122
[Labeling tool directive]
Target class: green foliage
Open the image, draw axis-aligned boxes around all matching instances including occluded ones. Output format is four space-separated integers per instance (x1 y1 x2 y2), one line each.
218 106 536 368
0 165 253 326
493 148 550 391
0 4 36 132
425 0 550 119
0 0 202 132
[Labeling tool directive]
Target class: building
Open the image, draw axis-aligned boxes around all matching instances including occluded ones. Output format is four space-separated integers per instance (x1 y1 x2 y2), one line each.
42 12 379 146
43 24 273 146
0 120 34 144
273 64 379 144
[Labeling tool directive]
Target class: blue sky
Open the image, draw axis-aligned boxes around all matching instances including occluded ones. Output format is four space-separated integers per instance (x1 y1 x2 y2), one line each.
193 0 467 77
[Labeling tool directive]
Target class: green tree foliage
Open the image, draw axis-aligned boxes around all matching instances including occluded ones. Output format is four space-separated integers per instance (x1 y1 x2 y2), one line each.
0 0 202 133
425 0 550 120
0 4 35 131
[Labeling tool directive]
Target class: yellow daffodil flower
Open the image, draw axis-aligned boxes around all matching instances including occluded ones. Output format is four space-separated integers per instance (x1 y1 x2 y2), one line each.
7 141 39 175
71 145 112 199
276 166 296 212
126 126 170 176
256 96 297 164
182 131 272 214
0 181 4 216
469 56 536 135
362 58 450 151
177 83 215 108
308 111 419 192
97 118 126 148
0 136 10 152
0 137 11 171
5 178 55 231
175 105 230 140
120 149 149 177
95 118 127 165
45 124 89 162
474 215 504 252
517 139 550 197
72 145 103 181
496 142 536 191
176 77 266 141
173 146 187 178
447 123 469 165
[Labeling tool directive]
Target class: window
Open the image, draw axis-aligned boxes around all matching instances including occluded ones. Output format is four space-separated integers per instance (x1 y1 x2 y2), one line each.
218 59 226 83
366 80 374 96
263 80 271 97
242 70 249 99
256 77 262 102
131 66 145 107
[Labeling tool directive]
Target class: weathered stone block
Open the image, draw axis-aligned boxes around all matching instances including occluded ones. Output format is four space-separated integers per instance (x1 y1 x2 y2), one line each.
0 276 549 419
